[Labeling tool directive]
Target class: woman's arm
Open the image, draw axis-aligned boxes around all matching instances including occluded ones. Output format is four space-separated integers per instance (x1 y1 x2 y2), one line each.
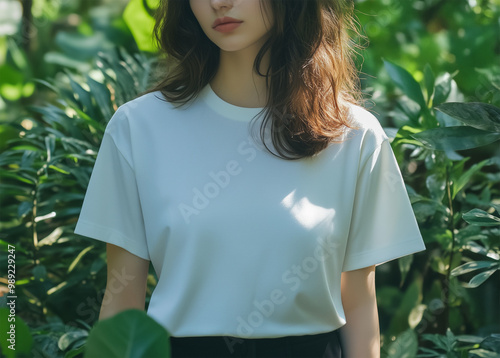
340 264 380 358
98 243 150 320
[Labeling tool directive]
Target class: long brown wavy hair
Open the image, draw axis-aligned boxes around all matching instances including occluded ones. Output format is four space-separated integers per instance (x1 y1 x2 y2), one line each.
138 0 364 160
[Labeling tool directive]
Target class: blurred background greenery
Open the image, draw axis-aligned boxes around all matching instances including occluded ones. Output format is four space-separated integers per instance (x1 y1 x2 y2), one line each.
0 0 499 357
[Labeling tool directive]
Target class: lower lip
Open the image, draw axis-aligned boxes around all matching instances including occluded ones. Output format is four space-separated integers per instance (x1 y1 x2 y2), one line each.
213 22 242 33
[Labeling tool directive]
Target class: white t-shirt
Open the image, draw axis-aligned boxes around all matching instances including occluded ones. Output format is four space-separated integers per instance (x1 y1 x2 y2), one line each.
74 83 426 338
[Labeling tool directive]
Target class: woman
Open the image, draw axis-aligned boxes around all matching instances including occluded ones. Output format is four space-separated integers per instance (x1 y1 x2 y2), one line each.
74 0 426 357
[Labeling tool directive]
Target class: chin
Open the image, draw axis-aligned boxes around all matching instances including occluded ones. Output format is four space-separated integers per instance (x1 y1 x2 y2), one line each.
214 42 248 53
216 40 267 54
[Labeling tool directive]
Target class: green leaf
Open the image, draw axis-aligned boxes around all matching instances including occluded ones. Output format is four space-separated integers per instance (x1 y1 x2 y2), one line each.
11 144 42 152
7 36 29 71
123 0 160 53
395 97 421 124
412 201 438 221
393 125 425 148
450 157 468 181
421 333 449 351
455 335 484 344
32 264 47 280
466 269 498 288
90 257 106 275
65 344 87 358
451 261 499 276
0 63 25 101
17 201 33 218
452 159 491 199
433 73 452 105
0 171 35 185
436 102 500 133
0 307 33 357
55 31 107 61
399 255 413 286
67 246 95 273
44 51 92 72
384 59 426 108
84 309 171 358
0 3 22 37
410 127 500 151
445 328 457 349
86 74 113 120
33 77 59 94
479 334 500 354
58 330 88 351
385 328 418 358
426 173 446 201
408 304 426 330
38 227 64 246
389 279 422 335
423 64 435 105
66 71 98 120
45 134 56 163
21 150 38 168
463 209 500 226
463 241 490 257
49 165 71 175
467 348 500 357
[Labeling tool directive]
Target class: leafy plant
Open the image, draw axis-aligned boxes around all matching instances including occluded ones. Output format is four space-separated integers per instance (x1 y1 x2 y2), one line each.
0 46 157 357
378 60 500 357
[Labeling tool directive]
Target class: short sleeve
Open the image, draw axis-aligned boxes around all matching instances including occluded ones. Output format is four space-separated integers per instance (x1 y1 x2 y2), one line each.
74 129 150 261
342 139 425 272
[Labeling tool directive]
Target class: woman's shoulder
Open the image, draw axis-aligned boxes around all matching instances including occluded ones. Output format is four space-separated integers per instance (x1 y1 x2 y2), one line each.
346 103 385 134
106 90 184 128
119 90 176 117
344 102 390 152
101 91 170 136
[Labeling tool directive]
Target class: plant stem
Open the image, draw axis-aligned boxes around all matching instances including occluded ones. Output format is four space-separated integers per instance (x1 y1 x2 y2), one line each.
444 163 456 331
32 181 39 265
21 0 33 54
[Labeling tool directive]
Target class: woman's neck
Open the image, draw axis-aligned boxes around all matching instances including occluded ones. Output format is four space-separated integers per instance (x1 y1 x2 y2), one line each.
210 46 270 109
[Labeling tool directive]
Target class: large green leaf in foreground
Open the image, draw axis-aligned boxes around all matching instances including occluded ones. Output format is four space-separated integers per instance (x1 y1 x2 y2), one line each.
84 309 171 358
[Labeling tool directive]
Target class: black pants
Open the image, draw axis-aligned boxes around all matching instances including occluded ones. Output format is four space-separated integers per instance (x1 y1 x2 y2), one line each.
169 330 343 358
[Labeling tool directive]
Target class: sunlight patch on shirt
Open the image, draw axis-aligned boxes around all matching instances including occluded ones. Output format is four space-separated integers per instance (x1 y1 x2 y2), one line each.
281 190 335 230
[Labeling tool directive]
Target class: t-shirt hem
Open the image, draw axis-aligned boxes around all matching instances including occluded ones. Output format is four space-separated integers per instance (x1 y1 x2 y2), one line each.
74 220 150 261
342 236 426 272
167 325 346 339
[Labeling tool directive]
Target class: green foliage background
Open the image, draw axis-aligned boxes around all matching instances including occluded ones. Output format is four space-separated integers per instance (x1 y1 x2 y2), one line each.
0 0 499 357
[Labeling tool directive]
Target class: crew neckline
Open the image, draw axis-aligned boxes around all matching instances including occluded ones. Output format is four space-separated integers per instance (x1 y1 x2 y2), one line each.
199 83 265 122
